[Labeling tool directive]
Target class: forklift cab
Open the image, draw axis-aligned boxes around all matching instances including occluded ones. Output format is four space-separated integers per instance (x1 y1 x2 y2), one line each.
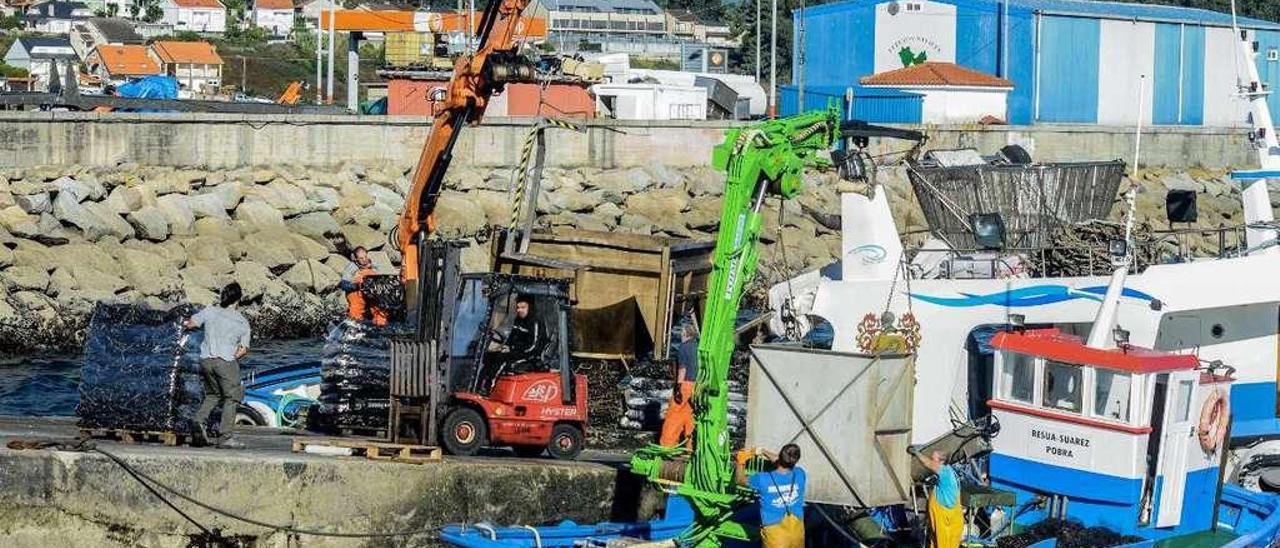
391 242 586 459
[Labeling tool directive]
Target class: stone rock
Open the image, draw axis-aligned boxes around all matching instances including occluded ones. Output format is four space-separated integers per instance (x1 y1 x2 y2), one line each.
287 212 342 239
249 181 309 213
280 259 341 293
367 250 396 273
156 194 196 236
624 189 690 234
1162 172 1204 192
304 186 341 211
685 168 724 197
117 248 181 297
53 193 135 241
340 224 385 251
10 180 47 195
187 193 230 219
0 246 11 268
234 201 285 231
685 197 721 230
3 266 50 291
434 191 487 237
232 260 274 301
52 177 99 202
193 217 241 241
243 231 297 270
15 192 51 214
180 264 223 291
183 237 235 275
12 240 53 270
289 234 329 261
452 168 487 191
252 169 277 184
0 206 41 238
324 254 352 276
65 264 128 294
472 190 512 225
617 214 655 235
585 167 654 194
355 202 398 229
126 206 170 241
204 182 244 210
584 188 626 206
339 181 375 209
571 214 610 232
185 286 218 306
103 185 145 214
365 184 404 209
0 191 13 209
12 290 54 311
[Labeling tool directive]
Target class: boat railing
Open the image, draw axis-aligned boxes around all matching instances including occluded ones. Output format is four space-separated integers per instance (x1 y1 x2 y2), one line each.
908 224 1250 280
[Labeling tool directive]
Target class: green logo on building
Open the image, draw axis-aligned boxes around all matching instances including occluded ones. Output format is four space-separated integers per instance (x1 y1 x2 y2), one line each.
899 47 928 67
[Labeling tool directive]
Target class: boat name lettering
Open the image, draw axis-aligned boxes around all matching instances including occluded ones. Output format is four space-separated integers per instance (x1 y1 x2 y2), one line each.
1030 428 1091 448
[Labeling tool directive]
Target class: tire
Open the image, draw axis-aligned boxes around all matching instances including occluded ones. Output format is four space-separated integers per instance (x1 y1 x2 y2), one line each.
998 144 1033 165
235 406 267 427
547 423 584 460
512 445 544 458
442 407 488 456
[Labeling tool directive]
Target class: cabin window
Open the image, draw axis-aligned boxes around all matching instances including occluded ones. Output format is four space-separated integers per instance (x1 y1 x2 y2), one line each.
1094 370 1131 421
1042 361 1082 413
1174 379 1194 421
1000 353 1036 403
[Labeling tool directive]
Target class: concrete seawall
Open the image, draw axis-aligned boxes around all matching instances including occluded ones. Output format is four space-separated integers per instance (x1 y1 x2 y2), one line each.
0 112 1258 170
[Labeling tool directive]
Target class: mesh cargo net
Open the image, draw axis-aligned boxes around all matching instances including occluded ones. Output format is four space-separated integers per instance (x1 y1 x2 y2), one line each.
909 161 1125 250
76 302 204 434
316 320 408 432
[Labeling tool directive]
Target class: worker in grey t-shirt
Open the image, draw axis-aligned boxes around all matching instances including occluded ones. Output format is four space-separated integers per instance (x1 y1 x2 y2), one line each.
184 282 252 448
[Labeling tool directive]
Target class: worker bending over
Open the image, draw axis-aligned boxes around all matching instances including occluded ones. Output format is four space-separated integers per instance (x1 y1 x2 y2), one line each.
919 450 964 548
340 247 389 326
185 283 251 448
735 443 807 548
660 323 698 448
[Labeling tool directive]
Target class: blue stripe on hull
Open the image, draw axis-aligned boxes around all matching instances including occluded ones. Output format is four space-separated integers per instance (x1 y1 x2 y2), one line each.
991 453 1222 539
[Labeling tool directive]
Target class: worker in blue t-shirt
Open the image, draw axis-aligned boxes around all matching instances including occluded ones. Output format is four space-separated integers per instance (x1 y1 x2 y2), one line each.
735 443 806 548
919 450 963 548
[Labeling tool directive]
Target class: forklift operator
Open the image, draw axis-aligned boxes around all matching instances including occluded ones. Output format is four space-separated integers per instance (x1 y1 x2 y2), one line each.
481 294 547 388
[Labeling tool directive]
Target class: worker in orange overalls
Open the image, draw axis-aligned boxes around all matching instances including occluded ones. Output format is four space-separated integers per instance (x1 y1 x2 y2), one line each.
340 247 389 326
660 323 698 448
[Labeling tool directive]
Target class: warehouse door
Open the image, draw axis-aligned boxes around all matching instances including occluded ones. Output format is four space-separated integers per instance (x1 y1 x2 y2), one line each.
1036 16 1100 123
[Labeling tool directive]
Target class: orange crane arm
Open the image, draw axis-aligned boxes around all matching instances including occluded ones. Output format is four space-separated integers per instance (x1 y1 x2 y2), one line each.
396 0 536 283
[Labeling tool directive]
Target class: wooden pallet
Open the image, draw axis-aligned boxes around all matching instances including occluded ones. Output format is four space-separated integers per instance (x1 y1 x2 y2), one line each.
338 427 388 440
291 437 442 464
79 428 191 446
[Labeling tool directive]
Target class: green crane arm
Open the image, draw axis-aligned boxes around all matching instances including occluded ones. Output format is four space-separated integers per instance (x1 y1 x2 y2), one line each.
630 107 844 547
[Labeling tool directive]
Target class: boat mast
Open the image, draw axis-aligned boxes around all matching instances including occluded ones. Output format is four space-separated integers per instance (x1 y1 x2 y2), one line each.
1230 0 1280 255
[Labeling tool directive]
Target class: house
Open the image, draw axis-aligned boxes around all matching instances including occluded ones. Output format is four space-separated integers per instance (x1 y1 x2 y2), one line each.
78 0 128 17
70 17 144 59
84 44 160 86
252 0 294 36
664 9 734 47
160 0 226 33
3 36 79 91
148 40 223 96
24 1 92 34
859 62 1013 124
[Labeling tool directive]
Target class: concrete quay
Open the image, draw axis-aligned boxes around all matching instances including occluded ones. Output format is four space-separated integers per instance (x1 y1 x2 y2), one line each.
0 416 626 547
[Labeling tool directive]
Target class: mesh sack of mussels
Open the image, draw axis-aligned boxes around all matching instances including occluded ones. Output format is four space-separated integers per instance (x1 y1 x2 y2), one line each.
996 519 1142 548
77 302 205 434
315 320 407 431
618 375 748 439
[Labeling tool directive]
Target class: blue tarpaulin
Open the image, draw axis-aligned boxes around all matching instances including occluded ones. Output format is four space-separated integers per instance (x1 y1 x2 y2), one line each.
117 76 179 100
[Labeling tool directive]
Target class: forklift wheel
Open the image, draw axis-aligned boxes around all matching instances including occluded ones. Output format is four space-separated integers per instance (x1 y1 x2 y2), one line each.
547 423 584 460
443 407 488 456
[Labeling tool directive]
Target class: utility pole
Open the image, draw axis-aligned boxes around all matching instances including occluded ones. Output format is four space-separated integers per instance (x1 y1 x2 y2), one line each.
769 0 777 117
314 19 322 104
755 0 761 84
326 0 335 103
797 0 805 113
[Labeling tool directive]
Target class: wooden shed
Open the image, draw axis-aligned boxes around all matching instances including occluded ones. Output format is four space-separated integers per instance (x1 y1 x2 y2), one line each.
492 228 714 361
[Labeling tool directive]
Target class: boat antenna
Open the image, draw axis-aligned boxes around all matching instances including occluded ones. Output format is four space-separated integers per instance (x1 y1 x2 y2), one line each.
1226 0 1280 255
1085 187 1137 350
1132 74 1145 177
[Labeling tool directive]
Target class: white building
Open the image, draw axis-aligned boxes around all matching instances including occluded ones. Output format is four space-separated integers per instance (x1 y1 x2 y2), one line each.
591 82 706 120
160 0 227 33
860 62 1012 124
69 17 145 60
251 0 294 36
148 40 223 97
3 36 79 91
24 1 92 34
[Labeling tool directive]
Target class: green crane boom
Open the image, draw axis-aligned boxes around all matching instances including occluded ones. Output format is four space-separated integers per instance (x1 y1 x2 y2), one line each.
630 107 844 547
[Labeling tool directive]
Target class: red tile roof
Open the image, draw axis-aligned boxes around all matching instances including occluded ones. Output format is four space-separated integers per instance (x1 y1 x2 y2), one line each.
150 40 224 65
860 62 1013 89
91 45 161 76
255 0 293 9
173 0 224 8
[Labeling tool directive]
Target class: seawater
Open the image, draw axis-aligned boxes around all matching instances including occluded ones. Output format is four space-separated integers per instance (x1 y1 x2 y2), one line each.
0 338 324 417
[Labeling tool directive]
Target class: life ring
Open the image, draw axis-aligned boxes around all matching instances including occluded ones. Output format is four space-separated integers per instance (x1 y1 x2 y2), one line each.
1198 387 1230 453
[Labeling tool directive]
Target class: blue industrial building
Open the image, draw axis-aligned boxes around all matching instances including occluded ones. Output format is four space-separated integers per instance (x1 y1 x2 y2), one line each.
788 0 1280 125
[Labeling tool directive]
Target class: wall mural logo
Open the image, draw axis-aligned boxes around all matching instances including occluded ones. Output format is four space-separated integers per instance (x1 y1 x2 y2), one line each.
909 285 1157 308
898 46 928 67
874 0 955 73
849 244 888 265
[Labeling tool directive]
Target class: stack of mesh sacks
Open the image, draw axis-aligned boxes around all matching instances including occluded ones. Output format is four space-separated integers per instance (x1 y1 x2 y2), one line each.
618 376 747 438
316 319 402 432
77 303 205 434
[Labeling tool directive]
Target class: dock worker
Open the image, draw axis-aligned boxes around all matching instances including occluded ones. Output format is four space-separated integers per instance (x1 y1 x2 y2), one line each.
735 443 807 548
340 246 389 326
919 450 964 548
481 294 547 389
660 323 698 448
184 282 251 449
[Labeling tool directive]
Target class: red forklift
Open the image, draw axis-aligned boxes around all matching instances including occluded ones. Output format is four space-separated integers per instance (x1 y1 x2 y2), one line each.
388 242 587 459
